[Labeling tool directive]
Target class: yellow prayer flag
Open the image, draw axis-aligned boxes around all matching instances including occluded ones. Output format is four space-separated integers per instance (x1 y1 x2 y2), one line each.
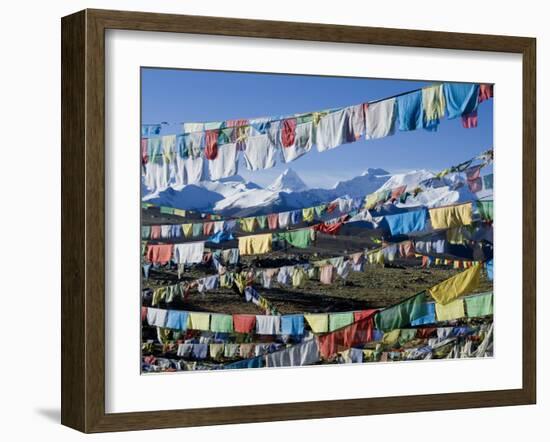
304 313 329 333
422 84 446 121
292 267 308 287
428 263 481 305
188 312 210 331
429 203 473 229
382 329 401 345
173 208 186 217
365 193 378 209
368 250 384 266
302 207 315 223
240 217 257 233
238 233 272 255
209 343 225 360
363 349 375 360
435 298 466 321
182 223 193 238
162 134 176 163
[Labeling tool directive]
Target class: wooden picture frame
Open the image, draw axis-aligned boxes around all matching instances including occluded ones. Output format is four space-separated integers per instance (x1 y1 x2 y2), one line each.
61 8 536 433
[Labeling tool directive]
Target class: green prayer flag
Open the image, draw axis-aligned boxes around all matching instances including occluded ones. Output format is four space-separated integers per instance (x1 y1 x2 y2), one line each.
465 292 493 317
210 314 234 333
160 206 175 215
277 229 314 248
314 204 327 217
328 312 354 331
477 200 493 221
192 223 203 237
295 113 314 125
218 127 233 144
141 226 151 239
375 292 428 332
256 215 267 229
398 329 417 344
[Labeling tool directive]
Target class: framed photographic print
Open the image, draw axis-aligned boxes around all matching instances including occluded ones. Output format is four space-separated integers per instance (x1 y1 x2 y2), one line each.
61 9 536 433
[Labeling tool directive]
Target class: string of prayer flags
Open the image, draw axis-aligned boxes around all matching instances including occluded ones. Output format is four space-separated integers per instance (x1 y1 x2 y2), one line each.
142 84 492 193
244 286 280 316
144 226 489 305
143 320 494 372
143 165 490 253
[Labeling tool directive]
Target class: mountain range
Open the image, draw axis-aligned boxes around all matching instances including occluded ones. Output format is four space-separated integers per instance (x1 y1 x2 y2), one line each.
142 167 489 217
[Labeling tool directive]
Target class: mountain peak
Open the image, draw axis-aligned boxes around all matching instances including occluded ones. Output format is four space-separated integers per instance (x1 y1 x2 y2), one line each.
267 168 309 193
362 167 390 177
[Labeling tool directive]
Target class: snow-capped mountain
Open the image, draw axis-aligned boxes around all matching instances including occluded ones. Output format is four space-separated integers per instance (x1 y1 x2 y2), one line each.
143 168 390 216
377 170 434 192
331 168 390 196
142 175 261 211
266 168 308 193
142 166 491 216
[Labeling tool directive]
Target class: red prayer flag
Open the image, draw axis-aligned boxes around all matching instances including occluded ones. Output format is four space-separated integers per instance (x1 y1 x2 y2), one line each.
233 314 257 333
203 221 214 236
462 111 478 128
317 311 377 360
204 130 219 160
141 138 148 165
281 118 297 148
416 327 437 339
479 84 493 103
150 225 162 240
267 213 279 230
314 221 344 235
146 244 173 264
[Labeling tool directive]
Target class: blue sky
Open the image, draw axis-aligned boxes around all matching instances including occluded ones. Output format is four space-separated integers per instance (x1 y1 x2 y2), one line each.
141 68 493 189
